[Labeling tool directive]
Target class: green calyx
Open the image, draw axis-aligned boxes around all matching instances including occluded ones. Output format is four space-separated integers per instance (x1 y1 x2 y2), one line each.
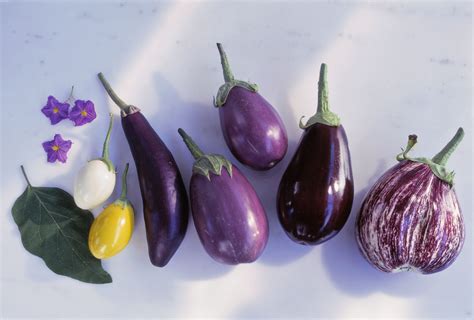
214 43 258 108
396 127 464 187
97 113 115 172
178 128 232 180
299 63 340 129
97 72 141 117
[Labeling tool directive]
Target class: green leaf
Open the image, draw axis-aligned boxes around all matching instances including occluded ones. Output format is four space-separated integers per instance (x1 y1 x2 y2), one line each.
12 183 112 284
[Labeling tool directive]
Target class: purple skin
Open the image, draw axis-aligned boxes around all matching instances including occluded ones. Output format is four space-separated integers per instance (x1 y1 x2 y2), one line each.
277 123 354 245
356 131 465 274
98 73 189 267
178 128 269 264
191 167 269 264
215 43 288 170
219 87 288 170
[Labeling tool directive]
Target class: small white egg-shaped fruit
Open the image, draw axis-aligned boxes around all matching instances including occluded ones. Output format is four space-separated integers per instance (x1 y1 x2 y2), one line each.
74 159 116 209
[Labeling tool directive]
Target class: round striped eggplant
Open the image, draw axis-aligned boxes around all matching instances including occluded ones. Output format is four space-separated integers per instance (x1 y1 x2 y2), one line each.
356 129 465 274
178 128 269 264
98 73 189 267
277 64 354 245
214 43 288 171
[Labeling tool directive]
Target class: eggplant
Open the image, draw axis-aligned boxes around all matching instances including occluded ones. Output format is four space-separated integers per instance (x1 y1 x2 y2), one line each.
277 64 354 245
214 43 288 170
97 73 188 267
178 128 268 264
356 129 465 274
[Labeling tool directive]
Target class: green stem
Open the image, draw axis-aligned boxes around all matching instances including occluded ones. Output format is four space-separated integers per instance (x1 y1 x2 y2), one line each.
178 128 204 160
217 43 234 83
97 72 129 111
102 113 114 160
432 127 464 166
317 63 330 114
119 163 129 200
396 134 418 161
20 165 32 187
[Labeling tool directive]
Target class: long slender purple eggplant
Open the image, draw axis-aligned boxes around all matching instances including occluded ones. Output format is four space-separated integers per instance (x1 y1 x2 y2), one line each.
214 43 288 170
98 73 188 267
277 64 354 245
178 128 268 264
356 129 465 274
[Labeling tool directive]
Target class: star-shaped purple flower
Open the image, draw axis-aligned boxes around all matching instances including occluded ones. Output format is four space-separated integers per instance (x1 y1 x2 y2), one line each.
41 96 70 125
69 100 97 126
42 134 72 163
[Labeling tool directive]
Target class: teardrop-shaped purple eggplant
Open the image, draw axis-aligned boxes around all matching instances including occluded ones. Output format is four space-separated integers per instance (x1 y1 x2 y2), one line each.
277 64 354 245
98 73 189 267
356 130 465 274
178 128 269 264
214 43 288 171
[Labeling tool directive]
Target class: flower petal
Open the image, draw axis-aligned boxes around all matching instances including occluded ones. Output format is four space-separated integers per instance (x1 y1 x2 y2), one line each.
69 99 96 126
42 134 72 164
41 96 69 125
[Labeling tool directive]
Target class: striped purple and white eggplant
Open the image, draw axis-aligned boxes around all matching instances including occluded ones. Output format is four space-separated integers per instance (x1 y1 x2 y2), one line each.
356 129 465 274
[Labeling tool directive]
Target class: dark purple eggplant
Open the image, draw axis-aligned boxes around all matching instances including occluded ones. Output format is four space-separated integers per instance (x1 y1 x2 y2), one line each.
277 64 354 245
98 73 188 267
178 128 268 264
356 130 465 274
214 43 288 171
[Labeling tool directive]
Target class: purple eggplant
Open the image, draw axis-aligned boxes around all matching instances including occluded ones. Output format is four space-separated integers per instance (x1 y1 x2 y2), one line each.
98 73 188 267
356 129 465 274
214 43 288 171
178 128 268 264
277 64 354 245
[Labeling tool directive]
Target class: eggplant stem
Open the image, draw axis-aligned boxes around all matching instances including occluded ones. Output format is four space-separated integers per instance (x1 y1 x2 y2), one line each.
102 113 114 160
217 43 234 83
97 72 129 111
119 163 129 200
317 63 330 114
432 127 464 166
178 128 204 160
20 165 32 187
396 134 418 161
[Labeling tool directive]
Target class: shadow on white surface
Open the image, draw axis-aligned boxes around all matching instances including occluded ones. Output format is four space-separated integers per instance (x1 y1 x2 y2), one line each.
320 159 428 297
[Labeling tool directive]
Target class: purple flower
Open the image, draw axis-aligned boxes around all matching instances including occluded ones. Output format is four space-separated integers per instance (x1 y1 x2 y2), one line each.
69 100 96 126
41 96 70 125
42 134 72 163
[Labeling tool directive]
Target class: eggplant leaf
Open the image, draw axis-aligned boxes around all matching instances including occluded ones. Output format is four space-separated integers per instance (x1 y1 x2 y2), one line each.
12 168 112 284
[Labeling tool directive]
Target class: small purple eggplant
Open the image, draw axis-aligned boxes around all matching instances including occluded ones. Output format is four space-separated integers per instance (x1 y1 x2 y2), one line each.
214 43 288 170
277 64 354 245
98 73 188 267
178 128 269 264
356 129 465 274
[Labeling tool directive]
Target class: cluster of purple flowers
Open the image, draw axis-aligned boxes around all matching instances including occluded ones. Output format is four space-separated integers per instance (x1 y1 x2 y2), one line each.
41 95 96 126
41 88 97 163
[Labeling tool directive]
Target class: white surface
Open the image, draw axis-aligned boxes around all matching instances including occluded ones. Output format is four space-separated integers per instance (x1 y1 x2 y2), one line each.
1 1 472 319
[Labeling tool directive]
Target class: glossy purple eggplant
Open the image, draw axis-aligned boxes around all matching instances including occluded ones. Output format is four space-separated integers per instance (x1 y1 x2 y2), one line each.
98 73 188 267
277 64 354 245
214 43 288 171
178 128 269 264
356 130 465 274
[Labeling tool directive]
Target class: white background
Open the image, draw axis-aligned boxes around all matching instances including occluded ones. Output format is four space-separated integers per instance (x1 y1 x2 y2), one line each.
1 1 472 319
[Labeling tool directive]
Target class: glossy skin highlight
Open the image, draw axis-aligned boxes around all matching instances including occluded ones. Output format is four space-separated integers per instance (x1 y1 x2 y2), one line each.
219 87 288 170
277 123 354 245
190 166 269 264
